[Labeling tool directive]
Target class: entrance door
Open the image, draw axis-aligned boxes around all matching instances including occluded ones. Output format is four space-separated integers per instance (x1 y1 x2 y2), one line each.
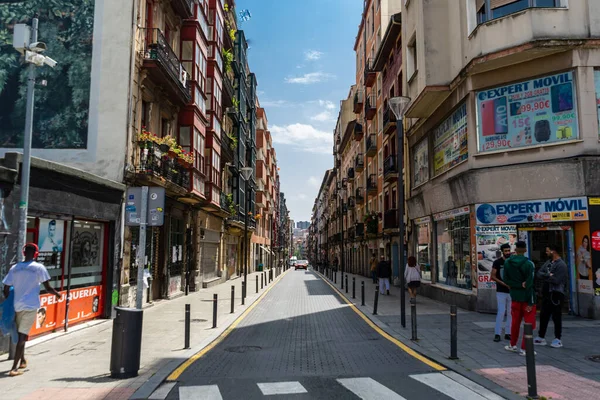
526 228 574 314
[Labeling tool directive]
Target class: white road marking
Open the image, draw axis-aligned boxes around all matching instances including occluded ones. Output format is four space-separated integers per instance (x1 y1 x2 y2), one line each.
410 373 488 400
336 377 407 400
179 385 223 400
148 382 177 400
257 381 308 395
442 371 506 400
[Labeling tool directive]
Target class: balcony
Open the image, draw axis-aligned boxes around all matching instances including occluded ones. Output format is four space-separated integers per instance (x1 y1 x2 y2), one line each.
348 196 356 209
384 209 398 230
366 134 377 157
365 95 376 120
336 158 341 168
355 153 364 172
367 174 377 195
221 131 235 163
364 58 376 88
347 167 355 181
171 0 193 18
355 222 364 238
353 119 364 141
342 203 348 214
383 105 396 135
136 143 191 192
142 29 191 105
355 188 365 204
383 155 398 183
348 225 356 240
353 90 364 113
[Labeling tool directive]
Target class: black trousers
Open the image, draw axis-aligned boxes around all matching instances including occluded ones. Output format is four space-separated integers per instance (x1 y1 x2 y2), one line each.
538 291 564 340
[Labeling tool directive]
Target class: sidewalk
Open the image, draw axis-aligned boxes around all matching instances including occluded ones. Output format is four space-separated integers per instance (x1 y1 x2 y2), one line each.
1 268 285 400
322 268 600 400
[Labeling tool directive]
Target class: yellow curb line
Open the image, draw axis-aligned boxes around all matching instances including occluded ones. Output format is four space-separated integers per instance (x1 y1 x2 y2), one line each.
318 271 446 372
167 269 290 381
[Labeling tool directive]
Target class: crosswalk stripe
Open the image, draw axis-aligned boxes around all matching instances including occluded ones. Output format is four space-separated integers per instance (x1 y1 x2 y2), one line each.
257 381 308 395
148 382 177 400
337 377 407 400
410 373 488 400
442 371 506 400
179 385 223 400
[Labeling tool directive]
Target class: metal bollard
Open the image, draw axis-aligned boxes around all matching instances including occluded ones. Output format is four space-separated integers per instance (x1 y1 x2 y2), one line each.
261 273 264 289
212 294 218 329
241 282 246 305
361 281 365 306
345 275 348 293
524 323 539 399
352 277 356 299
373 288 379 315
410 298 418 341
231 285 235 314
256 275 259 293
341 272 344 289
334 271 337 284
450 305 458 359
184 304 190 349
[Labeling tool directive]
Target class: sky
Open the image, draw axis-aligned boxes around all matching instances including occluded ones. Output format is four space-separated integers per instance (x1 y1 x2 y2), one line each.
236 0 362 223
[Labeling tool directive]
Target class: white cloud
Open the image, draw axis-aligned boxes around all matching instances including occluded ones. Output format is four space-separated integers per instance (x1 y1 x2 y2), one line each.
260 99 293 108
311 110 335 122
270 123 333 154
307 176 321 188
285 72 335 84
305 50 323 61
318 100 336 110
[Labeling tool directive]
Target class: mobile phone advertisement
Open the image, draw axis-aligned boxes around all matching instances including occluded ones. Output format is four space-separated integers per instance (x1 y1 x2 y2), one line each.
476 71 578 153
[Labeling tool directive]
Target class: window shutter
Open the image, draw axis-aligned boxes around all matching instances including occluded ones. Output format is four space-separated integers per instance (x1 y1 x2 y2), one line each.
476 0 485 10
490 0 519 9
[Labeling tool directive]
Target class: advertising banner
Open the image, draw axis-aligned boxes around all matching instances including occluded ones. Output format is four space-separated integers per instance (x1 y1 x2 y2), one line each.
475 225 517 289
30 285 103 336
476 71 578 153
595 70 600 140
413 139 429 187
433 206 470 222
475 197 588 225
433 103 467 176
37 218 65 269
589 199 600 296
575 221 593 294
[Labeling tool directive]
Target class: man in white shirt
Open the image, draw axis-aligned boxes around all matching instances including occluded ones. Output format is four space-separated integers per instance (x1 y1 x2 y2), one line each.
2 243 61 376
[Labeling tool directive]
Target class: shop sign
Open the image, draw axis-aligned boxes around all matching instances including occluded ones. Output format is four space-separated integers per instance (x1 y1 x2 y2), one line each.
414 216 431 225
592 231 600 252
590 198 600 206
475 197 588 225
31 285 103 337
433 206 470 222
476 71 578 153
413 139 429 187
433 103 468 176
475 225 517 289
125 187 165 227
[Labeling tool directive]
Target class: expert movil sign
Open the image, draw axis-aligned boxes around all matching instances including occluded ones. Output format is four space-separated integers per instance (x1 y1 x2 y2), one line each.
476 197 588 225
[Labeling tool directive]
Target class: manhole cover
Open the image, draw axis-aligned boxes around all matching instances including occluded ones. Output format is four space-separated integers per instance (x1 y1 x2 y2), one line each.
586 355 600 363
178 318 207 323
225 345 262 353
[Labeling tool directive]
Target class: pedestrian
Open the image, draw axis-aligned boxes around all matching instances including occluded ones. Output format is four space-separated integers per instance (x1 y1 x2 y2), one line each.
2 243 61 376
534 244 568 348
377 255 391 295
491 243 512 342
370 254 378 284
443 256 457 286
404 256 421 300
503 241 537 356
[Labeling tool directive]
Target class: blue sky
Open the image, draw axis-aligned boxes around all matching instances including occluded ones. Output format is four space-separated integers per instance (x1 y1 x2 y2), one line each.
237 0 362 223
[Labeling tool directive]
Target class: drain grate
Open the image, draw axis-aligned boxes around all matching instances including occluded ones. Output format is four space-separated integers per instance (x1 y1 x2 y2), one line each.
586 355 600 363
178 318 207 323
224 345 262 353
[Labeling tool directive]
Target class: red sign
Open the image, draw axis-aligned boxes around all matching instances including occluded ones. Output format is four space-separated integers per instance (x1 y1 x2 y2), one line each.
592 231 600 252
30 285 103 337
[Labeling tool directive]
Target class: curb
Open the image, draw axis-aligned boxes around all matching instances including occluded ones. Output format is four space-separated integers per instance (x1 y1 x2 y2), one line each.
315 270 523 400
131 268 290 400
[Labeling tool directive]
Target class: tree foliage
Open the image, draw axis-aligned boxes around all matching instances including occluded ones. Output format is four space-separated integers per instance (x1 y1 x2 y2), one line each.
0 0 94 149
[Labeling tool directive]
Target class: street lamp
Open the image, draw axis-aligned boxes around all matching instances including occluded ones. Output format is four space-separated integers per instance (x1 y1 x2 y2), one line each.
388 96 411 329
337 184 346 289
240 166 253 300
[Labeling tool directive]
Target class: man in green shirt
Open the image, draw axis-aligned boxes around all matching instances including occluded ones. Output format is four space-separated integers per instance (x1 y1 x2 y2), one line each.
502 241 536 356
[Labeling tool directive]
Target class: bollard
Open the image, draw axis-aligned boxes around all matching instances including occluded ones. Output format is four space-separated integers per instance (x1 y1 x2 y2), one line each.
184 304 190 349
361 281 365 306
212 294 218 328
341 272 344 289
256 275 259 293
334 271 337 284
230 285 235 314
352 277 356 299
450 305 458 359
345 275 348 293
524 323 539 399
373 288 379 315
241 282 246 305
261 273 264 289
410 298 418 341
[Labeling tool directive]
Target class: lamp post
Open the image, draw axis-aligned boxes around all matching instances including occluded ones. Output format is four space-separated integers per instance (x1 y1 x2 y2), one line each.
337 183 346 289
388 96 411 329
240 167 253 300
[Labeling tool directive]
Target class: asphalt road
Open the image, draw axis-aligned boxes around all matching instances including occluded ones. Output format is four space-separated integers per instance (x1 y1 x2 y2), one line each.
156 269 504 400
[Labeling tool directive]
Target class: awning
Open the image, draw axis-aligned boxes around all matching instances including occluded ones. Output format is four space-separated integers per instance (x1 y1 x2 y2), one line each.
259 245 273 255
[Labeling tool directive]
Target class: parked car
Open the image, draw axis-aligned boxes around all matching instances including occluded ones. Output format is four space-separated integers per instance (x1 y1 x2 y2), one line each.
295 260 309 270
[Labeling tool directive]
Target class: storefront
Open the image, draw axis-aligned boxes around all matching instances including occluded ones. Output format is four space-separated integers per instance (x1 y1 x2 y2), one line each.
414 216 432 281
433 206 472 291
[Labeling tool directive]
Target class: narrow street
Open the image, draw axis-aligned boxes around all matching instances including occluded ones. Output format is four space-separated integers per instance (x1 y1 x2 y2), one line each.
158 269 503 399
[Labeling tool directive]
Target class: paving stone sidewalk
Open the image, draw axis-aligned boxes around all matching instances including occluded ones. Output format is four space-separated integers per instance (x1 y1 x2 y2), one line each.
0 269 284 400
323 268 600 400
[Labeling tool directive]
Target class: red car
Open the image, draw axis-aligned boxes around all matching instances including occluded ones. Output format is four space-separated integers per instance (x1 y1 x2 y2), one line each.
295 260 309 270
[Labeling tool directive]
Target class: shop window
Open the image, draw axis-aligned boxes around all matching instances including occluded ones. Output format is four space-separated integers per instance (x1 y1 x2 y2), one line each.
416 222 432 281
436 214 471 290
70 221 105 289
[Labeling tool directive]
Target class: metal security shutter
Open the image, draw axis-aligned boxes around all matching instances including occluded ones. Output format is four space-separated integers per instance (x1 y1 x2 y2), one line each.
201 243 219 281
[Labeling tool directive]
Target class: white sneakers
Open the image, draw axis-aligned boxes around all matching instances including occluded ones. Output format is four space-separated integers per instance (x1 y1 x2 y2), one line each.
550 338 563 348
519 349 537 356
533 337 563 348
504 345 519 353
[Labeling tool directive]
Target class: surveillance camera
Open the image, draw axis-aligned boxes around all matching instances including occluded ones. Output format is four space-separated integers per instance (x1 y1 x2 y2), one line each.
43 56 57 68
28 42 47 52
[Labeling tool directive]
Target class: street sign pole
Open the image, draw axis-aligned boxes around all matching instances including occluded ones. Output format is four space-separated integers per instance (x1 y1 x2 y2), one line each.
136 186 148 309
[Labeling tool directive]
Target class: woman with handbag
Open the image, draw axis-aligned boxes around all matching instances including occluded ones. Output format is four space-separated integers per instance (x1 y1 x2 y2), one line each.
405 256 422 299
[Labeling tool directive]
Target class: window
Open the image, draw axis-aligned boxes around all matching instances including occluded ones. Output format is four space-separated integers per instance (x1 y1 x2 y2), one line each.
161 118 169 138
407 35 417 80
179 126 191 153
377 107 383 133
435 214 471 290
378 149 383 176
194 128 205 173
377 74 382 97
196 2 209 39
169 217 184 276
181 40 193 79
475 0 565 25
141 101 150 130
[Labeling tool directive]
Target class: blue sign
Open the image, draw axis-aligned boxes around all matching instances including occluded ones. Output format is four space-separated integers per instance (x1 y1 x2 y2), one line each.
476 197 589 225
